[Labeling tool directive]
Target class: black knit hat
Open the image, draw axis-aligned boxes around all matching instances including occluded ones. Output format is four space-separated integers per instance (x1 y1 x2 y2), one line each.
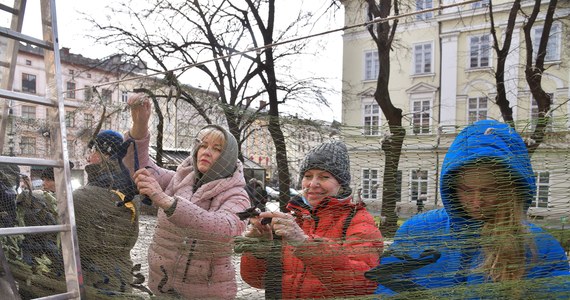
299 141 352 198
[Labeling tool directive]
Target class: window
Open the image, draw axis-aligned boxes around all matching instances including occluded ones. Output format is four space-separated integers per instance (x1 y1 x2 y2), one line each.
414 42 432 74
533 23 561 62
66 81 76 99
25 60 32 66
21 105 36 120
84 114 94 128
102 89 113 104
469 35 491 68
21 137 36 155
412 99 431 134
65 112 76 127
22 73 36 94
121 90 129 102
530 93 554 131
84 86 93 101
410 169 428 202
416 0 433 20
178 122 192 136
468 97 488 123
363 102 380 136
472 0 489 8
87 73 92 79
531 171 550 208
364 50 379 81
69 69 74 75
362 169 379 200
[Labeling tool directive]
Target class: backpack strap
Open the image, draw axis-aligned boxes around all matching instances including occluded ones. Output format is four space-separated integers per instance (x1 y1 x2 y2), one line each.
110 189 137 223
341 206 359 244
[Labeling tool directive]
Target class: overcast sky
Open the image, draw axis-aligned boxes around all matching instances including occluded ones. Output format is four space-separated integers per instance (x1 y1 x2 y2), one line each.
10 0 344 122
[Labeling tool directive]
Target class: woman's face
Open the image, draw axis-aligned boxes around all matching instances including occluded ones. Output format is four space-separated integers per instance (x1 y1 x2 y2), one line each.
301 169 341 206
196 134 224 173
87 148 104 165
42 178 56 193
455 166 510 220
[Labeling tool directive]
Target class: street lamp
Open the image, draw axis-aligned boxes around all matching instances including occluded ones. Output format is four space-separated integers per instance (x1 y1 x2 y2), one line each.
7 131 15 156
7 107 15 156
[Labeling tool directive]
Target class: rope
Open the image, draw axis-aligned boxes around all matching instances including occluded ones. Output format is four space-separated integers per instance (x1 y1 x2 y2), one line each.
64 0 481 94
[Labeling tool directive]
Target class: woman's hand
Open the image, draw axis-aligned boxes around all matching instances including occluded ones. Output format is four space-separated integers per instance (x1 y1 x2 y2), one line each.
244 216 273 241
127 93 152 139
133 168 172 210
260 211 308 246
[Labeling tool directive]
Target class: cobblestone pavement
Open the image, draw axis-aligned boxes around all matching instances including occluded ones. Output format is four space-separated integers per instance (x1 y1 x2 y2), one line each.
131 215 265 299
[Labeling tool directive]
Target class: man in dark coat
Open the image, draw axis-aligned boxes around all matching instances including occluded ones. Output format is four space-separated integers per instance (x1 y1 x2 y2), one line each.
245 178 268 211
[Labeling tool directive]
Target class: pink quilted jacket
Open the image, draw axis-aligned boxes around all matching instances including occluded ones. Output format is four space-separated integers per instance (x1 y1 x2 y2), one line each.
124 132 250 299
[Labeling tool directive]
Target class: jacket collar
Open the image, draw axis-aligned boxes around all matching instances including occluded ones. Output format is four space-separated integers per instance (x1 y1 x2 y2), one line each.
287 195 358 217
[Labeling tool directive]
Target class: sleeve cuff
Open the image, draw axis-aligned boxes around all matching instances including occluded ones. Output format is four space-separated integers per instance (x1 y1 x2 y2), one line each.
163 198 178 216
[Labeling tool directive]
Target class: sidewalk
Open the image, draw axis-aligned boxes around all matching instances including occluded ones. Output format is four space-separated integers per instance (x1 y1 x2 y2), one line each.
131 215 265 299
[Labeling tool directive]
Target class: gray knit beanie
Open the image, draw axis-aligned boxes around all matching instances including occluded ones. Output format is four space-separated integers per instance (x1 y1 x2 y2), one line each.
298 141 352 198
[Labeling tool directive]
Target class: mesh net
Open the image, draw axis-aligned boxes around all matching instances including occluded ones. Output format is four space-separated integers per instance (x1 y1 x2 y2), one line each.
2 106 569 299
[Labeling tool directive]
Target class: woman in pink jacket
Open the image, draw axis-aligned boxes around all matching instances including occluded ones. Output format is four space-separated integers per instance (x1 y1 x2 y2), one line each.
124 93 250 298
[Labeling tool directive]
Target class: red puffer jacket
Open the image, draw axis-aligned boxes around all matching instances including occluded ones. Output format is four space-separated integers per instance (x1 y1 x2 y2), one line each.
241 196 383 299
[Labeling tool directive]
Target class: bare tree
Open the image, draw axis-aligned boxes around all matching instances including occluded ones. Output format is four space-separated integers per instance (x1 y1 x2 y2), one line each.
85 0 333 180
489 0 521 128
522 0 559 155
489 0 566 155
363 0 403 237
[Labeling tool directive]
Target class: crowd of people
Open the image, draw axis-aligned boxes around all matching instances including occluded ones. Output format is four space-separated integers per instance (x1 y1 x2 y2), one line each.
1 93 569 299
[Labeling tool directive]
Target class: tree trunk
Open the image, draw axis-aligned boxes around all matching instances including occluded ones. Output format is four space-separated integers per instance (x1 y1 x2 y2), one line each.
522 0 558 156
372 0 404 237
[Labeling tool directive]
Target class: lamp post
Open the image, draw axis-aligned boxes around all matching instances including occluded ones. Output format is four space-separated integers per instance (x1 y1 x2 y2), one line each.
7 107 15 157
7 131 15 156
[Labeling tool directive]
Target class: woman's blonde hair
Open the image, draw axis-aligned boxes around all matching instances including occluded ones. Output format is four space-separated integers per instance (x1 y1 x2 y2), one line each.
457 160 536 282
196 126 226 149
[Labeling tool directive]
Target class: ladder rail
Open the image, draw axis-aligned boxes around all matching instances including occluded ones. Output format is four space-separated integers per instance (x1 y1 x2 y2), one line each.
0 0 25 153
41 0 84 298
0 0 84 298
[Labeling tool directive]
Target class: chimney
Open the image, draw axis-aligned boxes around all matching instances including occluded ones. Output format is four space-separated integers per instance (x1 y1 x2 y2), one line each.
61 47 70 55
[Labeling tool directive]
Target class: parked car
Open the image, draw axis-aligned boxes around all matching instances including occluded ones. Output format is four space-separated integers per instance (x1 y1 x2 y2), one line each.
264 187 301 212
265 186 300 200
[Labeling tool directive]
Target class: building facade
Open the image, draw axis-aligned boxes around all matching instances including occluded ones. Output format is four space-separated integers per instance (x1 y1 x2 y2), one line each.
340 0 570 218
3 43 337 192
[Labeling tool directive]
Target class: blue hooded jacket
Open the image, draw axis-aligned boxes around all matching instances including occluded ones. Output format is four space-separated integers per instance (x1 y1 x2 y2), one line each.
368 120 569 298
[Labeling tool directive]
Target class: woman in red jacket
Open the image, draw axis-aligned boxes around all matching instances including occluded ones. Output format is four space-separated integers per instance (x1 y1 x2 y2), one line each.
240 141 383 299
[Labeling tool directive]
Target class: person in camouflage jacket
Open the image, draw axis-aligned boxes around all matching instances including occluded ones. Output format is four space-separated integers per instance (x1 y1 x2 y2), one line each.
73 130 140 296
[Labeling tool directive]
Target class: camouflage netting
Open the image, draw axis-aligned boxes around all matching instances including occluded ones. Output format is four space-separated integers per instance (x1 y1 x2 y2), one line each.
2 115 570 299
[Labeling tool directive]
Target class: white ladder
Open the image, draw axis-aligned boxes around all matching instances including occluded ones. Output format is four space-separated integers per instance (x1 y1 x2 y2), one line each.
0 0 83 299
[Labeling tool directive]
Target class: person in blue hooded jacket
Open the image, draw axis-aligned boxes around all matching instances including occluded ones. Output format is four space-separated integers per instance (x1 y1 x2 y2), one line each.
366 120 569 298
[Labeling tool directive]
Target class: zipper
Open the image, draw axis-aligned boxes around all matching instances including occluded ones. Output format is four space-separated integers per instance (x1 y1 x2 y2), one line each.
182 239 197 283
206 256 214 286
293 264 308 298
